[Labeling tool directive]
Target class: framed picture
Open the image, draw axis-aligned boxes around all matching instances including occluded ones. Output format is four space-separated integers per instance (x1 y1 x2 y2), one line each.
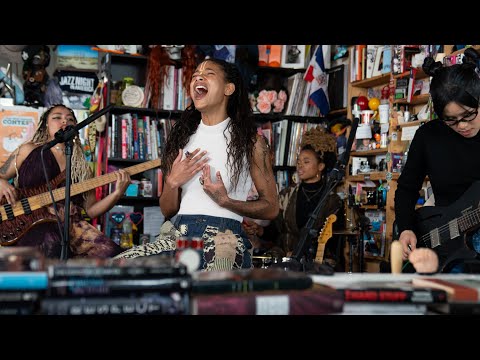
372 46 384 77
281 45 306 69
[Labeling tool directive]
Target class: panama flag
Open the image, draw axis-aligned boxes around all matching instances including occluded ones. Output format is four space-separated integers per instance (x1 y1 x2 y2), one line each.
303 45 330 115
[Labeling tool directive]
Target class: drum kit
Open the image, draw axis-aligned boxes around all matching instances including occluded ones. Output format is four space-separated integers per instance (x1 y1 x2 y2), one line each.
252 255 302 271
252 254 333 274
252 255 279 269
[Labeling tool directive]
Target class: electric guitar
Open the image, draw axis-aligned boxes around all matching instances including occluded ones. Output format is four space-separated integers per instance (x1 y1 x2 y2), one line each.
415 180 480 266
314 214 337 263
0 158 161 246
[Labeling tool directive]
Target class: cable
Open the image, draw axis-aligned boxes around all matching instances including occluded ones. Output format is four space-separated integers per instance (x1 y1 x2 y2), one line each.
40 147 65 252
402 261 411 271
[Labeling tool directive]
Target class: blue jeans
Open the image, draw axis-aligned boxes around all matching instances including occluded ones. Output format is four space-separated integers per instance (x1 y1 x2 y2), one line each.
173 214 252 269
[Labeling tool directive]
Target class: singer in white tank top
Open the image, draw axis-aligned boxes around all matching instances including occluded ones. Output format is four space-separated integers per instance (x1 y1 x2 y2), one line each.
159 58 279 270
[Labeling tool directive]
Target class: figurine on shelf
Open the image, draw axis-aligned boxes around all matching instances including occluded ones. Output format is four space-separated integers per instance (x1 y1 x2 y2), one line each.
21 45 51 107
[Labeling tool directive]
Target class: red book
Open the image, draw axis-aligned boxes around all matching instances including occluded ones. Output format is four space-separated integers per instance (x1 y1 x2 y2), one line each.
192 288 344 315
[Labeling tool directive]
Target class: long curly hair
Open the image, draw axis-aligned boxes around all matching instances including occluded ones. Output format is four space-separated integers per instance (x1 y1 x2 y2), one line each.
161 58 256 191
31 104 92 198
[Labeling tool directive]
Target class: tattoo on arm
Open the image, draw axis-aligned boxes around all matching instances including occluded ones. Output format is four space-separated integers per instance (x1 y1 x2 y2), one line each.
0 154 14 175
255 138 273 183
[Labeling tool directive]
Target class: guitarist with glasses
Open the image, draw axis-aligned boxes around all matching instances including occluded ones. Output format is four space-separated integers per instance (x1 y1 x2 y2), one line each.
395 48 480 273
0 104 131 259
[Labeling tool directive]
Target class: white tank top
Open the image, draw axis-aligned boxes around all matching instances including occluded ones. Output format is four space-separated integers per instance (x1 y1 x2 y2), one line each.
177 117 252 222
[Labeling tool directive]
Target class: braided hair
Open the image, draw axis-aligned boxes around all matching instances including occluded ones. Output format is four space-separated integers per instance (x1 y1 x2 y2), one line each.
31 104 92 199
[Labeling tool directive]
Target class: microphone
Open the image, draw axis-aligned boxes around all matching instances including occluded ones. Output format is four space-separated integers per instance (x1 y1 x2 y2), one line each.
42 125 78 151
42 104 114 151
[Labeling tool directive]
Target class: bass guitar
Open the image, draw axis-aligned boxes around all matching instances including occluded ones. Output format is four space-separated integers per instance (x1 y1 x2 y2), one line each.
0 158 161 246
415 181 480 266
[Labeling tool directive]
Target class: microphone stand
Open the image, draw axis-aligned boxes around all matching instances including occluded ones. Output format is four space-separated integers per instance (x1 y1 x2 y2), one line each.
289 115 360 272
42 104 114 260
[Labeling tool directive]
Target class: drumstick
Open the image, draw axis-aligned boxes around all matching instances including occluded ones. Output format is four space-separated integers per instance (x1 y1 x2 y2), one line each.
390 240 403 274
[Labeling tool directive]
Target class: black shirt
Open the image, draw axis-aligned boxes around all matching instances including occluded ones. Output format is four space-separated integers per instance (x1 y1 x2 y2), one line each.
394 120 480 233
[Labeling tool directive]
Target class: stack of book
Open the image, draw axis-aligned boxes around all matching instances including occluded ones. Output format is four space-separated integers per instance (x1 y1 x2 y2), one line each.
191 268 344 315
41 255 191 315
312 273 449 315
412 275 480 315
0 247 48 315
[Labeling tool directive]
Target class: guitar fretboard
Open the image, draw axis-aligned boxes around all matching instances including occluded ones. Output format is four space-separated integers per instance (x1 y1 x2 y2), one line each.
458 207 480 233
0 159 161 222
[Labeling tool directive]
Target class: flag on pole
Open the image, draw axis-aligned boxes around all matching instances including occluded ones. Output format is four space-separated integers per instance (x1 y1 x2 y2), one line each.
303 45 330 115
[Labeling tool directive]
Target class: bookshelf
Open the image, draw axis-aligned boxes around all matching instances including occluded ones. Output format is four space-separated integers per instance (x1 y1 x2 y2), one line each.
344 45 436 272
98 51 183 245
344 45 469 272
252 62 330 193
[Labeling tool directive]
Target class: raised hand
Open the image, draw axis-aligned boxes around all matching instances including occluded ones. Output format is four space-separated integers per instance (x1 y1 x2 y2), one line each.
0 178 16 205
200 164 228 206
168 149 209 188
112 169 131 197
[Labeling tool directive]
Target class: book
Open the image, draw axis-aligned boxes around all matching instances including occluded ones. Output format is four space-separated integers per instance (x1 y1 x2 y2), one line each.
406 67 417 103
0 290 42 315
372 45 384 77
0 246 46 271
41 292 190 315
0 272 48 290
320 280 448 304
191 267 313 294
342 303 428 315
192 288 343 315
48 277 191 297
382 45 392 74
412 277 480 303
47 254 187 279
327 65 346 110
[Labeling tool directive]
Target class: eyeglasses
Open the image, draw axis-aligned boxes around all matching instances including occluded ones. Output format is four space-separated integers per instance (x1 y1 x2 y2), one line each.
443 109 478 127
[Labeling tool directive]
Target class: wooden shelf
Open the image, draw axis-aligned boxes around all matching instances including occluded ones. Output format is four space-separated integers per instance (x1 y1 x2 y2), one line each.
108 158 148 164
329 108 347 116
364 254 385 261
346 172 388 181
393 67 428 80
351 73 391 88
253 113 326 123
396 119 428 129
110 105 183 117
393 94 430 106
256 66 305 76
347 172 400 182
120 196 159 204
351 148 388 157
106 52 148 60
449 45 480 57
359 205 380 210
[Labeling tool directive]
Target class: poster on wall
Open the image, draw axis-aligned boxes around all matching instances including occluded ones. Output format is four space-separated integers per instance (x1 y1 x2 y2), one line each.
0 106 41 165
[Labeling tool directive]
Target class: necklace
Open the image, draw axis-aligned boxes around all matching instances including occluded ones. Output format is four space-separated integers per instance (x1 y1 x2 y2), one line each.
301 186 322 202
53 146 64 152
